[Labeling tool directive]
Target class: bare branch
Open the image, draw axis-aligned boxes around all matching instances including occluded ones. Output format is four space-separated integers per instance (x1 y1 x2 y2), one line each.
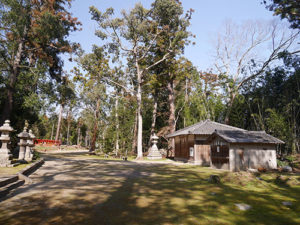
104 77 136 94
145 51 170 71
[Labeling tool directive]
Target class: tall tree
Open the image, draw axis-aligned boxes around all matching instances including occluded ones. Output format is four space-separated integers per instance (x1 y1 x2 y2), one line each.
54 76 75 142
150 0 193 156
74 47 110 153
0 0 80 122
90 2 186 159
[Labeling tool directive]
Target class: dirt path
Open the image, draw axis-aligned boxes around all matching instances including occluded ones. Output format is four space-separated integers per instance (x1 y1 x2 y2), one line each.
0 150 165 225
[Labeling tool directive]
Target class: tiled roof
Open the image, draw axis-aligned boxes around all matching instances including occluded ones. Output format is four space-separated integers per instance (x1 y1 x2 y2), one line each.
166 119 245 138
210 130 284 144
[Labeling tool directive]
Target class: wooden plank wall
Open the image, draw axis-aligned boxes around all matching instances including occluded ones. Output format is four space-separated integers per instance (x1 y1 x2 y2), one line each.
194 145 211 164
174 135 194 159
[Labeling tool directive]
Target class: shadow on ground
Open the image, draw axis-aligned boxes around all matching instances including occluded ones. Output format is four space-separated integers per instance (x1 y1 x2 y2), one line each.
0 152 299 225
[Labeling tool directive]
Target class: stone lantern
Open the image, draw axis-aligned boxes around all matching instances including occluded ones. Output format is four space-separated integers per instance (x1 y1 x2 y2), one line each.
147 133 162 160
25 129 35 162
0 120 14 167
18 127 29 161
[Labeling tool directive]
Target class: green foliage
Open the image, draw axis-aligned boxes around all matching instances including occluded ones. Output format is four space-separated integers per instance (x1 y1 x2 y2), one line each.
0 0 80 141
264 0 300 29
229 54 300 154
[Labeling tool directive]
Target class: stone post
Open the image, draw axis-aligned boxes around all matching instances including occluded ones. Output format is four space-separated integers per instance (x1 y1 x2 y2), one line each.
147 134 162 160
0 120 14 167
18 127 29 161
25 129 35 162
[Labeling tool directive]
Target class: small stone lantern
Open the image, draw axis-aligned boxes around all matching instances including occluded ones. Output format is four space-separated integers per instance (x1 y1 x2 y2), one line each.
147 133 162 160
18 127 29 161
25 129 35 162
0 120 14 167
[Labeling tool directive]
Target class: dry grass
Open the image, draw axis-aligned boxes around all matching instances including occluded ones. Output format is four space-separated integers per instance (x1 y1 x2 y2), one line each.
0 163 31 176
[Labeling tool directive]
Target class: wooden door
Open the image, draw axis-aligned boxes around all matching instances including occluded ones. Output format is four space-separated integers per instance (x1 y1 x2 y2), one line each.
211 145 229 169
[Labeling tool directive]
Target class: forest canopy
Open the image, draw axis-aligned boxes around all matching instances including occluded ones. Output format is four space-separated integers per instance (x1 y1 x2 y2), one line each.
0 0 299 157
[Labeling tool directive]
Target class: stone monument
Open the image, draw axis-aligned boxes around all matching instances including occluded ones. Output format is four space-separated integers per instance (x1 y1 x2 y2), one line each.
25 129 35 162
0 120 14 167
147 134 162 160
18 127 29 161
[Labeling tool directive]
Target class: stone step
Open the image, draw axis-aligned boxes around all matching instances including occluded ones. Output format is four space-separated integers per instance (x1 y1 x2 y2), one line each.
0 179 25 199
0 175 18 188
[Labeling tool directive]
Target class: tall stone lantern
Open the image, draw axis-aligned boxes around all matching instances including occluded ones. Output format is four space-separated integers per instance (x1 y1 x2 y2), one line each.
25 129 35 162
147 134 162 160
0 120 14 167
18 127 29 161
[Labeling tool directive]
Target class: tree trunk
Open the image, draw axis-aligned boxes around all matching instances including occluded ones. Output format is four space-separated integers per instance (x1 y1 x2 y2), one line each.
131 110 138 154
183 76 189 127
77 127 80 146
135 56 143 159
115 97 119 156
66 110 71 145
90 121 98 153
1 26 27 123
167 78 176 158
50 123 54 140
136 80 143 159
90 99 100 153
224 92 236 125
55 104 64 143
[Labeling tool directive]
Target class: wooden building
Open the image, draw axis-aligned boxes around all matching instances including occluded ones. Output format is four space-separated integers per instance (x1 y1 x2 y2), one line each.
166 120 245 165
207 130 284 171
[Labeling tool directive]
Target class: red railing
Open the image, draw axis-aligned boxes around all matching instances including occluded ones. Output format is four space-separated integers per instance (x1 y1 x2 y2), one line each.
34 139 61 146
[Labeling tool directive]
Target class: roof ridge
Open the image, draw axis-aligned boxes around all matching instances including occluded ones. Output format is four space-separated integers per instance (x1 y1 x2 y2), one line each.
190 119 209 133
210 121 245 131
169 120 205 136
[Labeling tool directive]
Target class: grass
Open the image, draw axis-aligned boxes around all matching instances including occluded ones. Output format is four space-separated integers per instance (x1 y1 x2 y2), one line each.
0 163 31 176
84 154 169 162
116 165 300 225
35 145 87 151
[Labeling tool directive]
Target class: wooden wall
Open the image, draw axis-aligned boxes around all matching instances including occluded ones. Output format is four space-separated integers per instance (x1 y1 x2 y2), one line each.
174 135 194 159
194 144 210 165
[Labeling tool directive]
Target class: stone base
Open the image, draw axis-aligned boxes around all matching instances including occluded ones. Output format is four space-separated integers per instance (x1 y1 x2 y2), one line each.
0 161 13 167
147 150 162 160
0 154 13 167
147 155 162 160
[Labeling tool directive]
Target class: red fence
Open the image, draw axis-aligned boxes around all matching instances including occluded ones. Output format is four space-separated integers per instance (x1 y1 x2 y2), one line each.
34 139 61 146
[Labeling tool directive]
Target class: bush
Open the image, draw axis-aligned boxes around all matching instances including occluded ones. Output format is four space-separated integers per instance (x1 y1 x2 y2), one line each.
33 151 40 160
277 159 289 167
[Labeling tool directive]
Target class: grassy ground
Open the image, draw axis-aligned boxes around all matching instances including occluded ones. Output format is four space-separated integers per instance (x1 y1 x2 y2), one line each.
112 166 300 225
35 145 86 151
0 163 31 176
0 151 299 225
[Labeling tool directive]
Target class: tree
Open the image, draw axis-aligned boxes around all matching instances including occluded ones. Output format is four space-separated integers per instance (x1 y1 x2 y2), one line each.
54 76 76 142
149 0 193 156
229 53 300 154
0 0 80 123
264 0 300 29
90 2 186 159
212 20 299 124
74 47 110 153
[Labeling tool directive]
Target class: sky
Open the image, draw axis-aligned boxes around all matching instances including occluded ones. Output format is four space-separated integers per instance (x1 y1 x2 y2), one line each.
62 0 280 73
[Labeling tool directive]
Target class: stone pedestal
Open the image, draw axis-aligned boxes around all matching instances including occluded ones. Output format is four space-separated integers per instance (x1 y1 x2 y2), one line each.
18 127 29 161
147 134 162 160
25 129 35 162
0 120 14 167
